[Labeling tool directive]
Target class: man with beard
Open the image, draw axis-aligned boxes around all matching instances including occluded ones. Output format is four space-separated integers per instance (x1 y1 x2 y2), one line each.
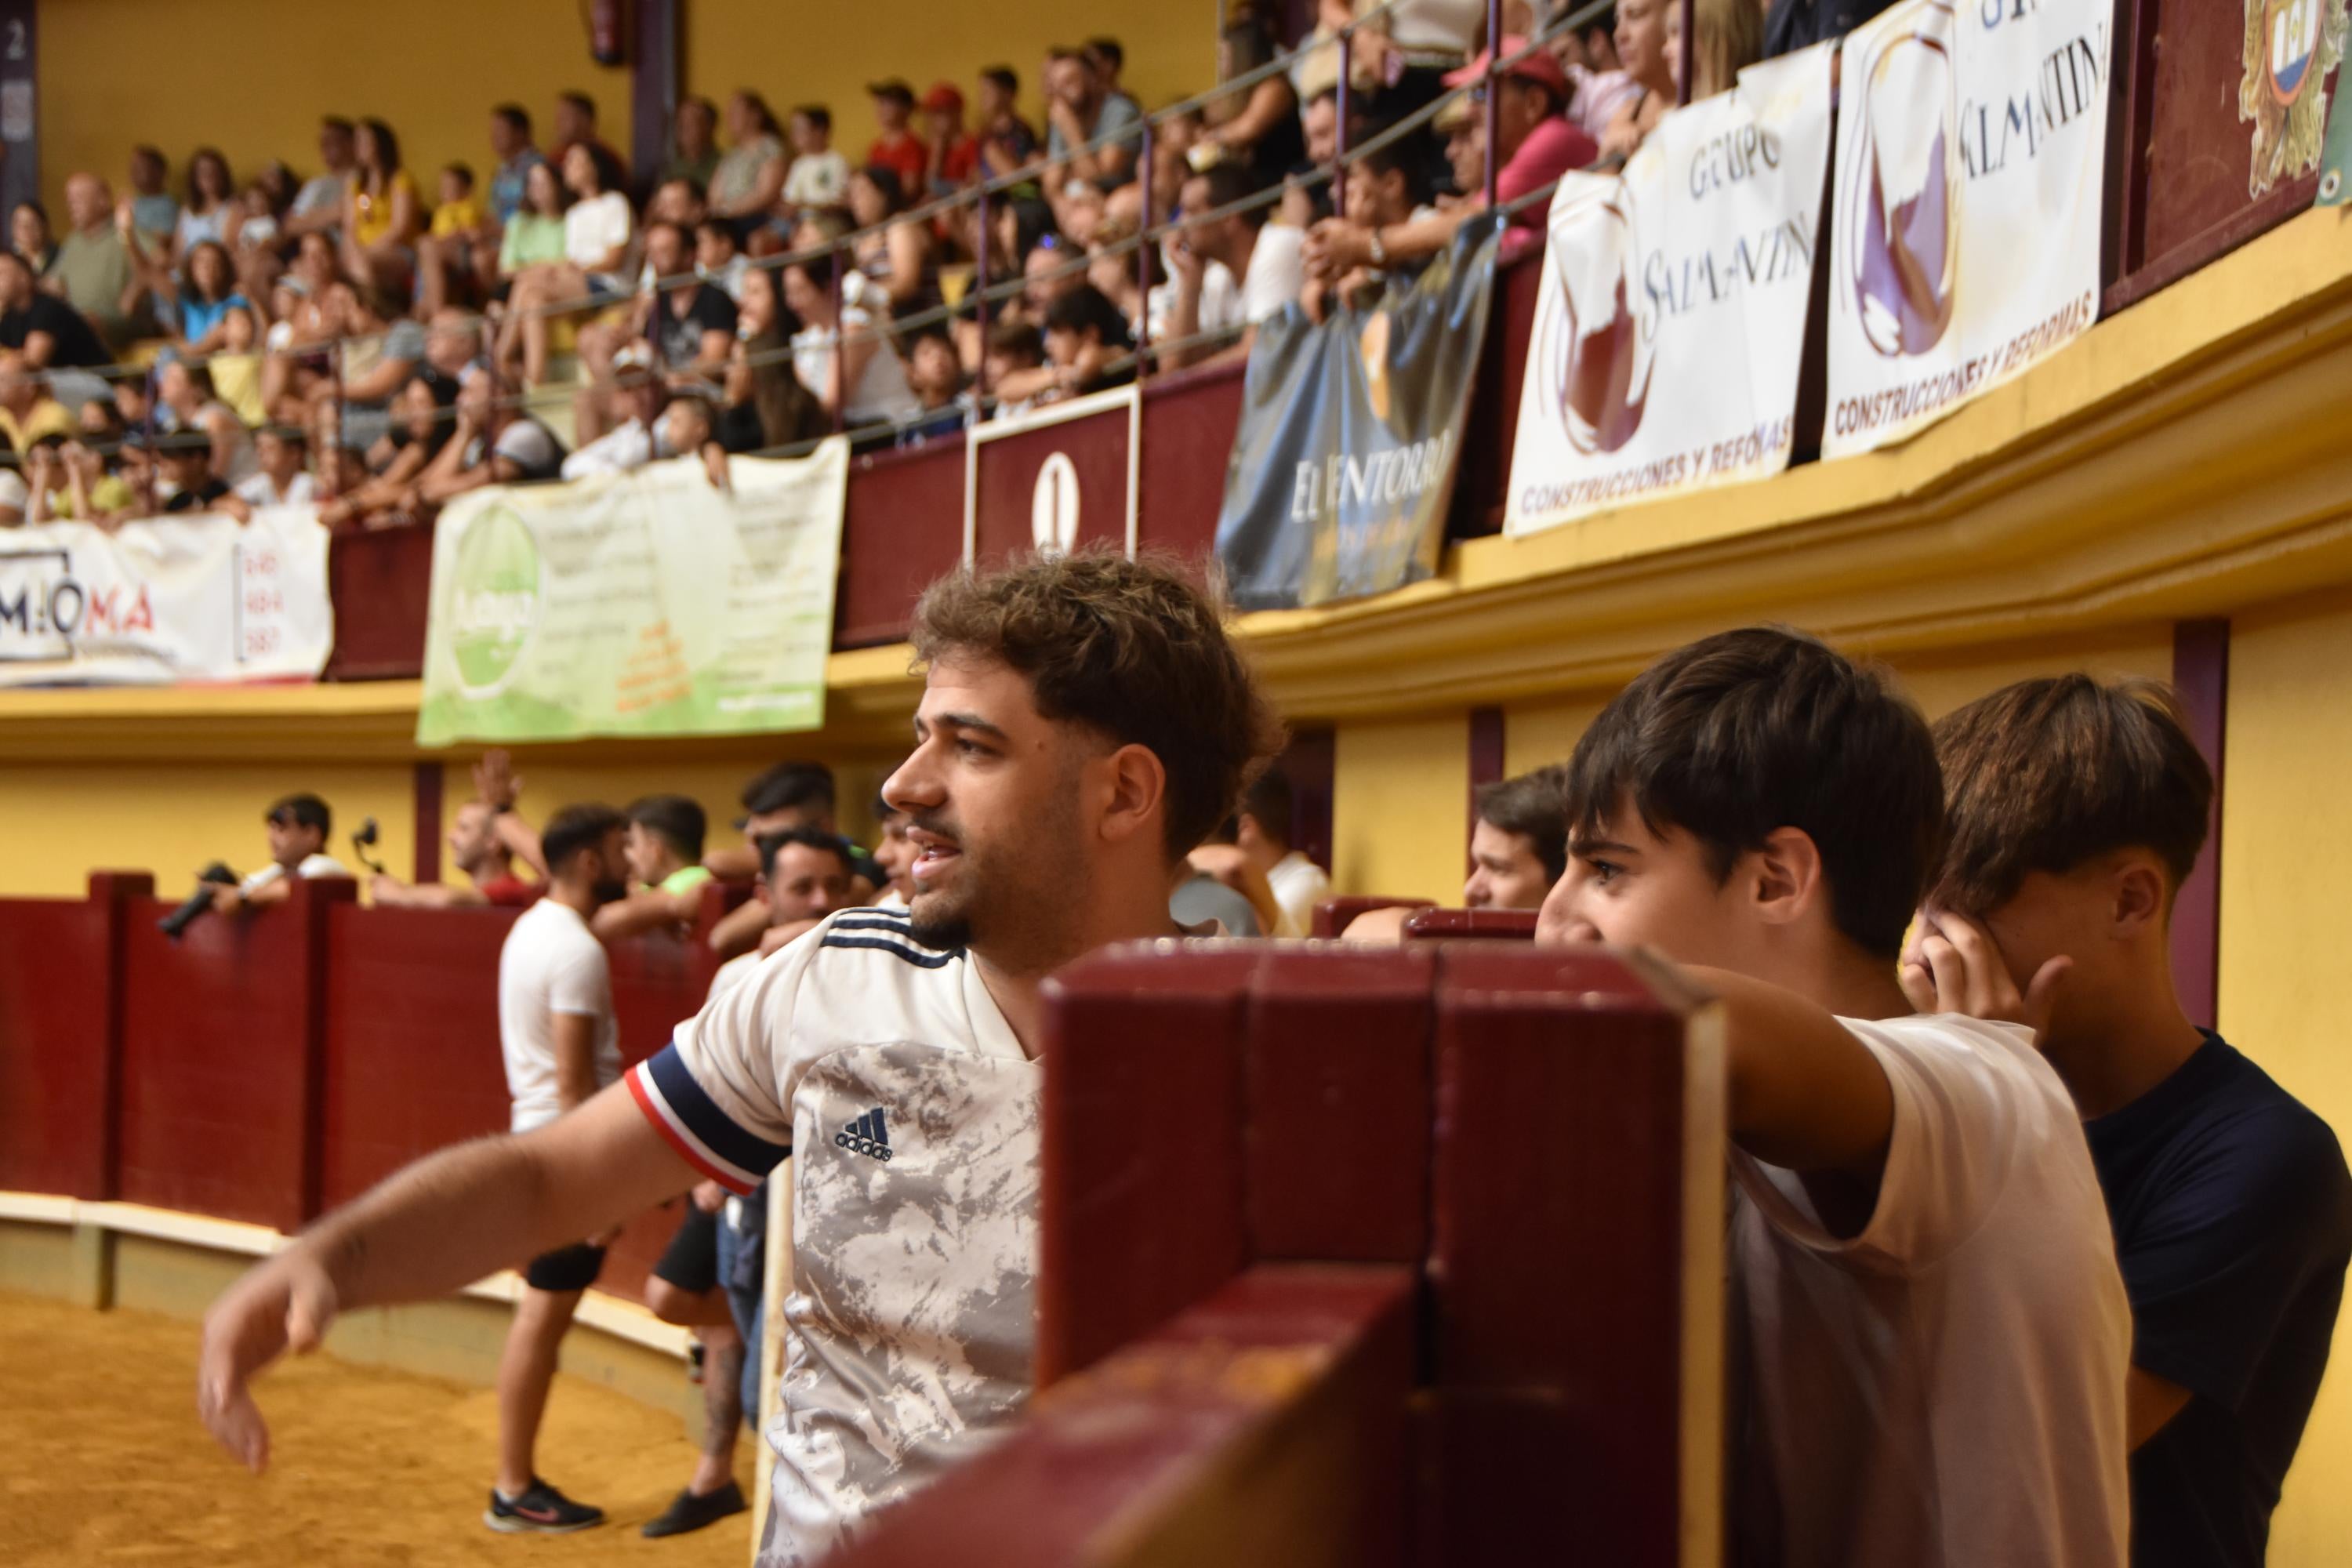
195 550 1283 1565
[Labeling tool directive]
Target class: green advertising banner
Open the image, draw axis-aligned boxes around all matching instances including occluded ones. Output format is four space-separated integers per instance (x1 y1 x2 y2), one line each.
418 441 849 746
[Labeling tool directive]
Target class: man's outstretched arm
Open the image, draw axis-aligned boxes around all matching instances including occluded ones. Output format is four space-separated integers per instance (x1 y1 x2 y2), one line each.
197 1081 696 1471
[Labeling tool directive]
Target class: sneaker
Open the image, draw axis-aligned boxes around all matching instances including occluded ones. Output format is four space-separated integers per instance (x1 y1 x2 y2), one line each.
641 1479 748 1538
687 1338 706 1385
484 1477 606 1534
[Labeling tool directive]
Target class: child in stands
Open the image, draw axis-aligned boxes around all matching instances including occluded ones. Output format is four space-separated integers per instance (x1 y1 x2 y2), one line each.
1537 626 2131 1568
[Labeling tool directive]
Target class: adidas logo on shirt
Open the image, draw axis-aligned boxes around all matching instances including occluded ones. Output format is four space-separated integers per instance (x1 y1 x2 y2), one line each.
837 1107 894 1162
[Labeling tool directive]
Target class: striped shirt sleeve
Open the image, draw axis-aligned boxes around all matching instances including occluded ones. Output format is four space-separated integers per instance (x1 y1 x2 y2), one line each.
624 931 808 1195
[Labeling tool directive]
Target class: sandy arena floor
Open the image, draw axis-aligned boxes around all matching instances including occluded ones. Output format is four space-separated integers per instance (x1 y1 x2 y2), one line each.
0 1291 754 1566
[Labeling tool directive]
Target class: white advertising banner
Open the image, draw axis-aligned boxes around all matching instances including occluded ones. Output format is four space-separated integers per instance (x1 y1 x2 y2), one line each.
1506 43 1837 535
0 507 333 686
1821 0 2111 457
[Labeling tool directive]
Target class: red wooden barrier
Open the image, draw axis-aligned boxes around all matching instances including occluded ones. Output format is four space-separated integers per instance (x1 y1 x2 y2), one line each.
1134 360 1247 562
0 872 147 1198
117 876 354 1231
836 437 966 649
1401 907 1539 942
322 520 437 682
1309 895 1432 938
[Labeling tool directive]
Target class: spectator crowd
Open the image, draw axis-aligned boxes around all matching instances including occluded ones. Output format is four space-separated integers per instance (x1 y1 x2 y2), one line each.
0 0 1861 535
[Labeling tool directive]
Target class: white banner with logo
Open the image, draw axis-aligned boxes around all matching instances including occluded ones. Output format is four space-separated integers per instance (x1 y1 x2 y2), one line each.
1505 44 1836 535
417 443 849 746
1821 0 2111 457
0 508 333 686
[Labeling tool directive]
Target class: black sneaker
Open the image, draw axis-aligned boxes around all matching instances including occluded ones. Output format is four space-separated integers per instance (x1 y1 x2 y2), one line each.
687 1338 706 1385
484 1478 606 1534
641 1479 748 1538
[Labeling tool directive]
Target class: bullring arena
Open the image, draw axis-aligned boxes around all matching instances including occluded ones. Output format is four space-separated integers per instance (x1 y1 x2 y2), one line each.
5 1 2352 1565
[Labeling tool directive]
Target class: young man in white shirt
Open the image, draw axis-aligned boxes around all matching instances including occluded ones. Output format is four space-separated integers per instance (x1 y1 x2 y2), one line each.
1165 163 1306 370
213 793 351 914
198 552 1286 1564
1235 768 1327 938
1537 626 2132 1568
483 802 629 1534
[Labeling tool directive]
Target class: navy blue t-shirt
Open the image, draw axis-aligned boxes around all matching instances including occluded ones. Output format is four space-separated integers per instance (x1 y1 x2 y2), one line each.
2085 1033 2352 1568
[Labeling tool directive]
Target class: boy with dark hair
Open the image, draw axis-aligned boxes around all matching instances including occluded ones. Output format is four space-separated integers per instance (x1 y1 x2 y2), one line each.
201 551 1286 1561
1537 626 2130 1568
1467 767 1568 911
1907 676 2352 1568
216 792 349 913
488 801 629 1534
591 795 713 939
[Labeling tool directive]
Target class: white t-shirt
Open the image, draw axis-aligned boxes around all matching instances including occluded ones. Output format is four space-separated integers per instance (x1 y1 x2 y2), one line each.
1730 1013 2130 1568
0 467 28 514
1240 225 1306 328
236 852 350 898
498 898 622 1134
563 191 634 278
1265 850 1330 939
627 905 1033 1565
560 416 655 481
466 418 565 481
234 470 315 509
784 151 850 209
793 308 920 428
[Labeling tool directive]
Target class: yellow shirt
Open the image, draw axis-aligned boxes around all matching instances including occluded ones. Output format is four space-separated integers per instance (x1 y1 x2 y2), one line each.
1 398 74 453
430 195 485 239
351 169 419 248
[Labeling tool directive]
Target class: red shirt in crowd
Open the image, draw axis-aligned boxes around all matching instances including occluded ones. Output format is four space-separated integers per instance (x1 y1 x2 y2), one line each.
935 133 980 188
479 874 544 909
1497 114 1599 262
866 132 930 192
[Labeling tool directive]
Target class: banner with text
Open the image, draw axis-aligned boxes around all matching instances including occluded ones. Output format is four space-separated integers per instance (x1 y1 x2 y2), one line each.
0 508 332 686
1214 213 1503 610
1822 0 2111 457
1505 43 1836 535
417 443 848 746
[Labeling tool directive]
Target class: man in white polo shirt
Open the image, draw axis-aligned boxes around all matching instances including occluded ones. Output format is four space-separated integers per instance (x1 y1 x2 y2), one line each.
485 802 628 1536
198 552 1285 1566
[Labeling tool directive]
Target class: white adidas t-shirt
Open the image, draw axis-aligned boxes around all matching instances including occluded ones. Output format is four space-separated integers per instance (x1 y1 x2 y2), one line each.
497 898 621 1134
628 906 1034 1566
1730 1012 2131 1568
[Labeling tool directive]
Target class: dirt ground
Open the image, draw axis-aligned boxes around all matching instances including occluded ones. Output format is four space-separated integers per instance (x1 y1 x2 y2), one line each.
0 1291 753 1566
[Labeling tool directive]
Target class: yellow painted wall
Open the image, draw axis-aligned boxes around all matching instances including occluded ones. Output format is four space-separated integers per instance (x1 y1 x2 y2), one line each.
1879 627 2175 721
1330 713 1468 902
37 0 632 221
2215 590 2352 1568
0 761 414 901
1504 693 1608 779
683 0 1214 148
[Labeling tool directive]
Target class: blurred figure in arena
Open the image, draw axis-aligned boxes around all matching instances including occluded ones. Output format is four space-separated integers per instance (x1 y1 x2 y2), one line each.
370 751 548 909
591 794 713 940
869 794 917 910
1236 768 1329 938
212 793 351 915
1465 768 1569 909
485 803 630 1534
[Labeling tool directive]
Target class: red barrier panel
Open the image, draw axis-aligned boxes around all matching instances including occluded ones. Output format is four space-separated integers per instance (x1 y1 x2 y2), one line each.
318 903 518 1211
1401 908 1539 942
972 400 1133 568
322 520 437 682
0 873 147 1199
118 877 353 1231
837 437 966 649
1135 361 1247 562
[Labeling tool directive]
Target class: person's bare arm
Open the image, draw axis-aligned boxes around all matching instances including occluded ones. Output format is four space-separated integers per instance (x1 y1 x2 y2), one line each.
1679 965 1895 1177
238 877 296 909
703 844 760 881
338 354 416 405
18 328 54 369
1188 844 1280 934
1205 78 1298 153
590 887 696 940
368 872 487 909
198 1083 698 1469
699 440 731 492
708 895 771 958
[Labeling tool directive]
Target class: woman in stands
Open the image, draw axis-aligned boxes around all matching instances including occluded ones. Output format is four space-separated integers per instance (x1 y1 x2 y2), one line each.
1200 16 1305 197
1666 0 1764 105
258 231 352 423
1600 0 1675 162
497 143 635 388
717 263 826 453
495 161 570 299
1083 214 1166 350
172 148 238 267
782 249 920 435
709 92 789 241
341 120 423 299
846 165 935 314
10 201 56 280
156 358 256 487
158 241 255 358
316 369 458 529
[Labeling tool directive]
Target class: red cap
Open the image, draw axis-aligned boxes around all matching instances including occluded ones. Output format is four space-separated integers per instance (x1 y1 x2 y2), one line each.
1442 36 1570 100
921 82 964 115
